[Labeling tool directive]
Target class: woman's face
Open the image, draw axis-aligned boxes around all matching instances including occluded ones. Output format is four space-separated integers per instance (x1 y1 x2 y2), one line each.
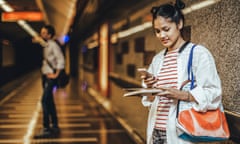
153 16 182 49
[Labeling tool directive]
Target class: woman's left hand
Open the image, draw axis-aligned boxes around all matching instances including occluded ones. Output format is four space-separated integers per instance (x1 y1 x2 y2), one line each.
153 87 188 101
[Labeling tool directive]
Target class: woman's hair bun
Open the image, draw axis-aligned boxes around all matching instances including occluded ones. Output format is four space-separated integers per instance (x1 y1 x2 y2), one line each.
151 6 159 15
174 0 185 10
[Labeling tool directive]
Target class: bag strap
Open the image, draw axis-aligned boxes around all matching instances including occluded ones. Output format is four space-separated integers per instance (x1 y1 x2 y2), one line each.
188 44 197 89
176 44 197 117
45 59 55 71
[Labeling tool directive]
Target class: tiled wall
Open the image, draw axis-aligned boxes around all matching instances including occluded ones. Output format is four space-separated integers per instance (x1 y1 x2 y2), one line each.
110 30 162 138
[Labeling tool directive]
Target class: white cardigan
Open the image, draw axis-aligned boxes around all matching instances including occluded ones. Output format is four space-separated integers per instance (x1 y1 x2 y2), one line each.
141 43 222 144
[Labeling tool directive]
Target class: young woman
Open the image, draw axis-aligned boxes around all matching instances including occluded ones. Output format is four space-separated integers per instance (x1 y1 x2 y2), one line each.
140 3 222 144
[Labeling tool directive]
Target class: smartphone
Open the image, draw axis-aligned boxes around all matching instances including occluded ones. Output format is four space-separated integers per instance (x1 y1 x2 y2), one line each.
137 68 153 78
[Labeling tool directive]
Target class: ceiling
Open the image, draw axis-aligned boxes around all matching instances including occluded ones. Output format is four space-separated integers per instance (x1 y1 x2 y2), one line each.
0 0 157 43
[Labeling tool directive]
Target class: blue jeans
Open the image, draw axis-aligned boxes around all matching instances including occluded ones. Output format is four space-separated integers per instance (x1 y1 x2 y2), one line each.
41 75 58 129
152 129 167 144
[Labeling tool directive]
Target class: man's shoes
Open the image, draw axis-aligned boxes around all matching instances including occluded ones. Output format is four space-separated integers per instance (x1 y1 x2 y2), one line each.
51 127 60 134
34 128 51 138
34 127 61 138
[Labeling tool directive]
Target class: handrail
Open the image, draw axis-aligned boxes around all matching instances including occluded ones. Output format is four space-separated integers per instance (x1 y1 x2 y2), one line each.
109 72 141 88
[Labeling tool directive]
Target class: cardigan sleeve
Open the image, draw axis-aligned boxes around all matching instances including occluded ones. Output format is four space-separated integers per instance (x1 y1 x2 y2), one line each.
141 52 162 107
190 45 222 112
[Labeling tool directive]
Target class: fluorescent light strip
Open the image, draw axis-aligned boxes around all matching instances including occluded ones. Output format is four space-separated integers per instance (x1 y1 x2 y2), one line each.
1 3 14 12
17 20 46 46
182 0 221 14
87 40 99 49
114 0 221 39
117 22 152 38
17 20 38 37
0 0 6 5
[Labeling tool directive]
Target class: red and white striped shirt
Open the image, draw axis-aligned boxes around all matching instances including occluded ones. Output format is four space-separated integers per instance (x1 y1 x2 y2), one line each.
154 49 178 130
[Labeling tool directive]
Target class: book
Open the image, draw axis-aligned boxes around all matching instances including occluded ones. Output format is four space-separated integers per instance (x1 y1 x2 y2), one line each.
123 88 163 97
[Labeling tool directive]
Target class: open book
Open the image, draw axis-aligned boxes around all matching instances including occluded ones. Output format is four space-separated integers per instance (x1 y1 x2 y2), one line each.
123 88 163 97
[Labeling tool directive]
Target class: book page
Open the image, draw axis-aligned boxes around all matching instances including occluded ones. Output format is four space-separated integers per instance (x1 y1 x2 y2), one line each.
123 88 163 97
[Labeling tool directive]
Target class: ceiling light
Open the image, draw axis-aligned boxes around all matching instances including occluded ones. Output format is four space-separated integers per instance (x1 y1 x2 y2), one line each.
117 22 152 38
0 0 6 5
182 0 221 14
17 20 38 37
1 3 14 12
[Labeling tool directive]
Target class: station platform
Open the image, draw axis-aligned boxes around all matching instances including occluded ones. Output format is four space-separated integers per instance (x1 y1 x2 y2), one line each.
0 70 138 144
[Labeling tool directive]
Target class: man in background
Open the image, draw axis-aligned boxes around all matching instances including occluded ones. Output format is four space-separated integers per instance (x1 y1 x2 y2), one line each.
33 25 65 138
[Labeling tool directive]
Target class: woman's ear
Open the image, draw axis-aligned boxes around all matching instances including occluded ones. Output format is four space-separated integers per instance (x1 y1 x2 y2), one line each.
178 19 183 30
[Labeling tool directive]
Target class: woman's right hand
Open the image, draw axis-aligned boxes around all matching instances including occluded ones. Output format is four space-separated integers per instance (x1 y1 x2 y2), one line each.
141 75 157 88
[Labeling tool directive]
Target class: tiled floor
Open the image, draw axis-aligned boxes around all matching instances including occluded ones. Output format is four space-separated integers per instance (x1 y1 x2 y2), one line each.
0 72 137 144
